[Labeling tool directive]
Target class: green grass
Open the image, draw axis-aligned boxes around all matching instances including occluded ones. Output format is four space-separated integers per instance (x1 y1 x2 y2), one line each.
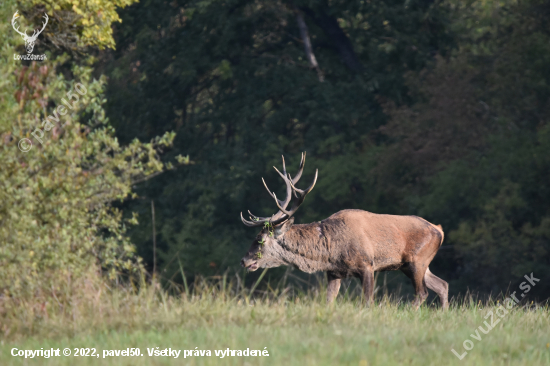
1 273 549 366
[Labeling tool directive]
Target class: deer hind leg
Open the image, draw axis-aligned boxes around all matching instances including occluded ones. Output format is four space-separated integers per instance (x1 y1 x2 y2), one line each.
424 267 449 310
401 263 429 310
326 272 341 304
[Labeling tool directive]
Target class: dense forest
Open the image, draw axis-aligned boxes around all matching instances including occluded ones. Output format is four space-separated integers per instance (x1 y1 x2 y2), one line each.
2 0 550 300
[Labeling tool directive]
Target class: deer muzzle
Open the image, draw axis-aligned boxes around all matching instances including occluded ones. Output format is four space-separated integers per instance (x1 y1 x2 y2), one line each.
241 258 259 271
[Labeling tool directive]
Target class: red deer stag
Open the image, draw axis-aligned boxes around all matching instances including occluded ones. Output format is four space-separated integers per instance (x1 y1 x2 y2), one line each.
240 152 449 309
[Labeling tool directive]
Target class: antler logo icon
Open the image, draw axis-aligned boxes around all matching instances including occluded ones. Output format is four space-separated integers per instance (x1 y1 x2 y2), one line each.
12 10 48 54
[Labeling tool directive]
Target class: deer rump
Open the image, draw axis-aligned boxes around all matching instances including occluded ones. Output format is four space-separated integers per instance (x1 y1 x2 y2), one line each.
240 153 449 309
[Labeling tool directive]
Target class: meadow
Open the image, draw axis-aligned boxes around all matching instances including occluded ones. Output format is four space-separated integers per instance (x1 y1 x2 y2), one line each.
1 272 549 366
3 0 550 365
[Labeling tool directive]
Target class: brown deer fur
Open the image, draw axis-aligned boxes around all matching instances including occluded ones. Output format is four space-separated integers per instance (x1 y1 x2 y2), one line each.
240 154 448 309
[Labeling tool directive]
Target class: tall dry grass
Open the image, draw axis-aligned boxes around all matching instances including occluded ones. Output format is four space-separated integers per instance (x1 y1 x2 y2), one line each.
1 266 548 343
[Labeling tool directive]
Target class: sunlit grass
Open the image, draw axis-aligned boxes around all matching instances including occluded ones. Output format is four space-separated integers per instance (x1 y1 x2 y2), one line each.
1 271 549 365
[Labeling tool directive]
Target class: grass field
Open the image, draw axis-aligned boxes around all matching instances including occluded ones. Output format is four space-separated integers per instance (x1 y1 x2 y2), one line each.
1 273 549 366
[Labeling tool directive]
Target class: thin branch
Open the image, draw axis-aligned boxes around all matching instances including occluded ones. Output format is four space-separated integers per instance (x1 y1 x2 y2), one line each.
296 12 324 82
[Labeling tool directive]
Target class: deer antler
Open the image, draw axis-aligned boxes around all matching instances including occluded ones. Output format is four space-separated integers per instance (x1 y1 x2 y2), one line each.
12 11 29 38
241 152 318 227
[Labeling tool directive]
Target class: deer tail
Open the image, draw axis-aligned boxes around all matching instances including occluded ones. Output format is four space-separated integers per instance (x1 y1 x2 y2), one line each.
433 224 444 246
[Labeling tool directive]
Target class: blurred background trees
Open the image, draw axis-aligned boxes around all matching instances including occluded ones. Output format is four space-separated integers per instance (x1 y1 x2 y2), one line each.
99 0 455 283
3 0 549 299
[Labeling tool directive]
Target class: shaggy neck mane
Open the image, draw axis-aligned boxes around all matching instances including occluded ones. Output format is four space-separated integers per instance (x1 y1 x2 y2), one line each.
277 223 333 273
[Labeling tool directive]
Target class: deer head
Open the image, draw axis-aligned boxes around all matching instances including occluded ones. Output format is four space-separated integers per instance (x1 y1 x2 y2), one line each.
240 152 317 271
12 11 48 54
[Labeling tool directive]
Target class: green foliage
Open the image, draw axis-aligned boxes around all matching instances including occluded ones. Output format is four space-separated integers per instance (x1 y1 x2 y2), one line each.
103 0 549 299
373 0 550 294
264 222 274 238
0 0 175 297
101 0 455 281
4 0 545 300
19 0 138 49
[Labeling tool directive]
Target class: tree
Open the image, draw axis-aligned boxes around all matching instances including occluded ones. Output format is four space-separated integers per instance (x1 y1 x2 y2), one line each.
375 0 550 296
100 0 455 281
1 0 178 297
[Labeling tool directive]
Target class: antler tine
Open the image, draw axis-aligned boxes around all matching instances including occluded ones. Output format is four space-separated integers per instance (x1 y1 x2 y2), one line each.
269 153 316 225
291 151 306 185
286 151 306 195
240 212 266 227
289 168 318 197
269 168 318 226
262 177 288 207
272 165 286 180
262 177 277 200
272 165 293 211
272 192 293 216
241 152 317 228
287 173 299 198
248 210 271 221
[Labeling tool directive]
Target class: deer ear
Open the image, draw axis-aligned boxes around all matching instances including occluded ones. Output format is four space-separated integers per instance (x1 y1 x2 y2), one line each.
273 217 294 237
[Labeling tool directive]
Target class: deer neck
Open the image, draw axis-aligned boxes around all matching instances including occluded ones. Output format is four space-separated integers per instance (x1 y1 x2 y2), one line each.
276 223 334 273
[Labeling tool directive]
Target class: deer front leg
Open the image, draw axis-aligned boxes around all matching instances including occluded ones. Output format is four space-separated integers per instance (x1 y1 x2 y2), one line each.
326 272 341 304
359 268 375 306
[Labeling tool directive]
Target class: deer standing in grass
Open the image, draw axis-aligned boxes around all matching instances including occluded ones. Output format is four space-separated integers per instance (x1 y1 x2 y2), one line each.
240 153 449 309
